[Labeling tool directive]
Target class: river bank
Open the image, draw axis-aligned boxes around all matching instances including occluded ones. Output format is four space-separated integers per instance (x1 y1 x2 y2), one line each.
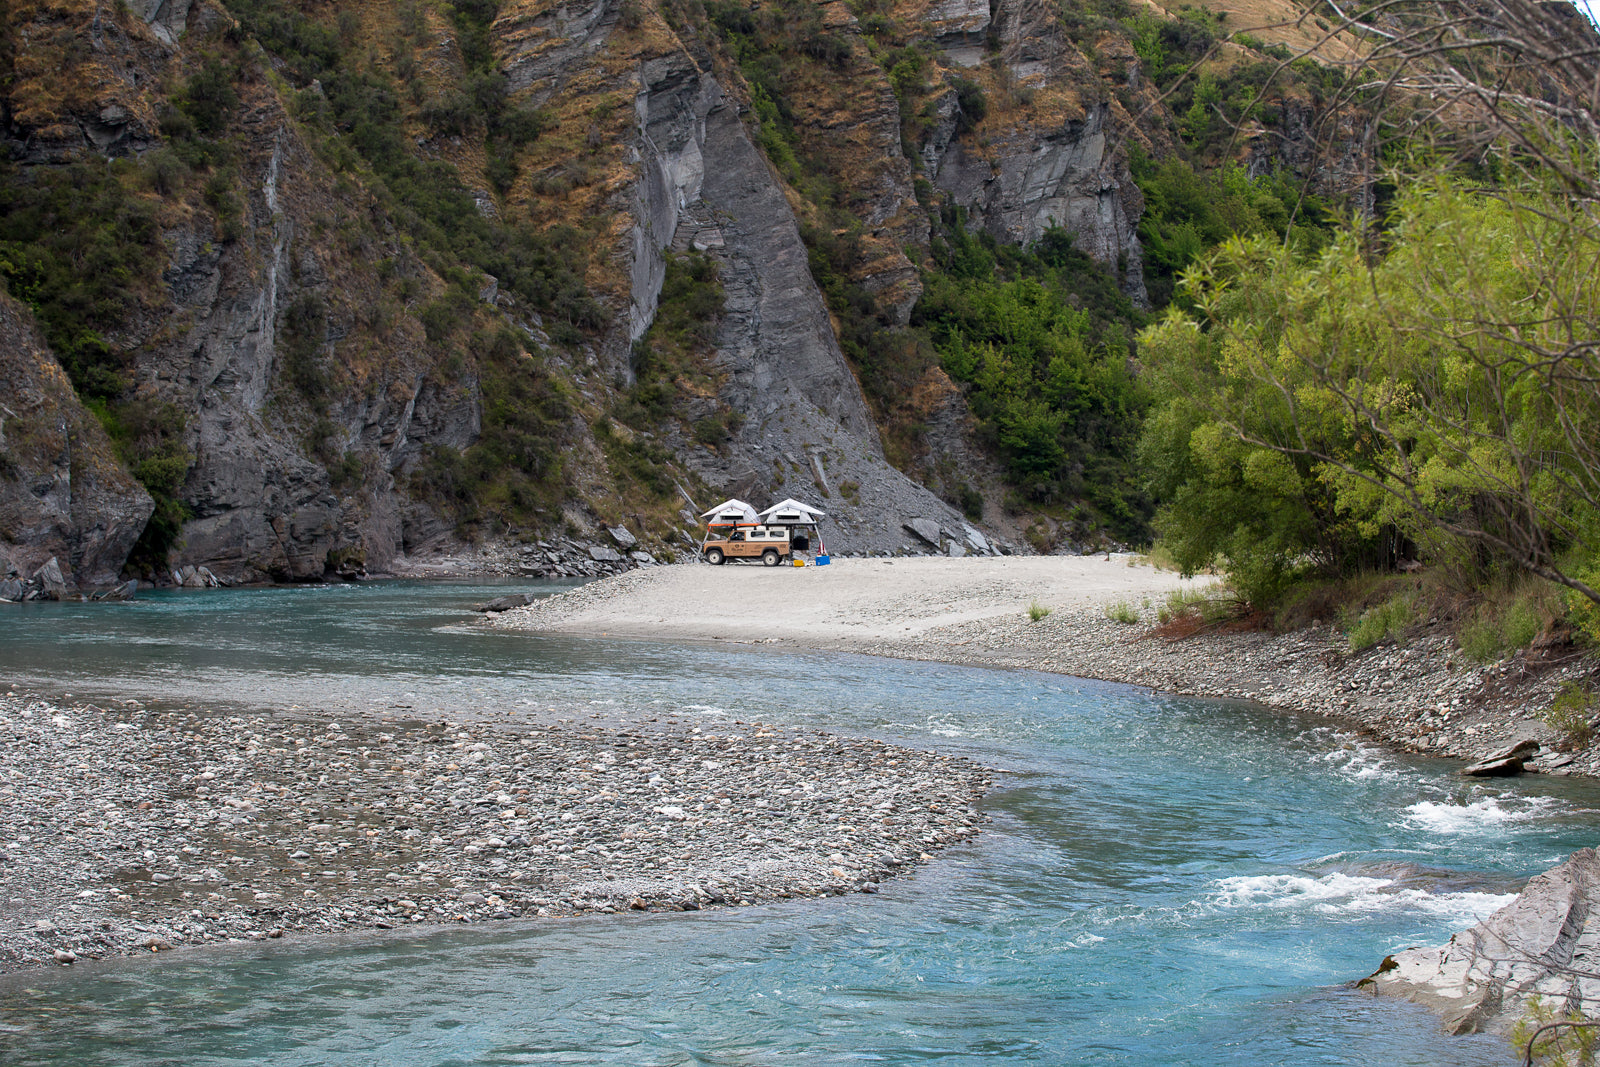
0 691 989 974
493 556 1600 776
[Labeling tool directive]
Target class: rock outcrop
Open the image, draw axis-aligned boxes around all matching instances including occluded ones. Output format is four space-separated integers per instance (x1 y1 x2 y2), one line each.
0 295 154 592
1363 849 1600 1035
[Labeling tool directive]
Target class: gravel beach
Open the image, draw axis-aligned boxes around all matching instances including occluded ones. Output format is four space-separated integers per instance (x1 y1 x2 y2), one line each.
497 556 1600 775
0 691 989 974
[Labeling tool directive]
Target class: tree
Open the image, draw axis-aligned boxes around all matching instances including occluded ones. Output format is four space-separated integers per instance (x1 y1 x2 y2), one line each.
1137 0 1600 617
1141 179 1600 611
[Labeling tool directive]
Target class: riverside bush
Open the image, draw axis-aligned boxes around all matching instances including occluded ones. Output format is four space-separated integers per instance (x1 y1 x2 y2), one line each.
1105 600 1139 624
1348 595 1412 652
1138 180 1600 616
1544 683 1597 752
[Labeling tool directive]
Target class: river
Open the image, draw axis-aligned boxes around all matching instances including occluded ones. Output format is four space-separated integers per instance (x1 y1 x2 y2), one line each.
2 579 1596 1065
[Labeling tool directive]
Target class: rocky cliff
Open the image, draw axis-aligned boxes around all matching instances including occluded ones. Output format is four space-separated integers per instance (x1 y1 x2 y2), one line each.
0 0 1370 586
0 293 153 590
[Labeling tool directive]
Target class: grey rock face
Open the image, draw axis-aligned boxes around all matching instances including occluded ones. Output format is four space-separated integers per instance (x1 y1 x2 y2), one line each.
608 525 638 549
1363 848 1600 1034
145 130 479 583
933 102 1146 304
136 0 194 45
0 295 154 590
32 558 66 599
613 41 979 554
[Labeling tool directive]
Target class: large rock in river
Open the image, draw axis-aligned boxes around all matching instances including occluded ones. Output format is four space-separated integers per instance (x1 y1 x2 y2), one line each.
1362 848 1600 1034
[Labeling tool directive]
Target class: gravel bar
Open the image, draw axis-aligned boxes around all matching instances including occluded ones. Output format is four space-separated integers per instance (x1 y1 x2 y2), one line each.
0 692 991 974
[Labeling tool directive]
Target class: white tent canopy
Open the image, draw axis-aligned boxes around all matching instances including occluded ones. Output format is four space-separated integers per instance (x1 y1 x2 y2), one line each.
757 498 827 523
700 498 759 525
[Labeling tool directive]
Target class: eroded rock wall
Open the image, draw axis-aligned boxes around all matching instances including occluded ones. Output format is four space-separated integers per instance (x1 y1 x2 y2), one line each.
0 295 154 590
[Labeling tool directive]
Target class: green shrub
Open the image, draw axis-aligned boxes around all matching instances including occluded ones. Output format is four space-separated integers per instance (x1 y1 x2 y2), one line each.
1105 600 1139 624
1565 564 1600 647
1349 595 1413 652
281 293 331 400
1544 683 1597 751
1028 600 1052 621
1457 590 1553 663
1509 994 1598 1065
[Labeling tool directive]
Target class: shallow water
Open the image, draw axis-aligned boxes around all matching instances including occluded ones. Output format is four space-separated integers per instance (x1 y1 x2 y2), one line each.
3 581 1598 1065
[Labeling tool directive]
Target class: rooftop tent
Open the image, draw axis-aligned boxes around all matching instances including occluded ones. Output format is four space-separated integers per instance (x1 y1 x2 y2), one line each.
700 498 759 525
757 498 827 524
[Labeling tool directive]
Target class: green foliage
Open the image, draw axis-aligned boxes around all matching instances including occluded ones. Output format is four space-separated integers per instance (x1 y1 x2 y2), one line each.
412 328 572 533
952 77 986 132
916 210 1151 538
0 159 164 402
93 399 194 575
1568 563 1600 647
594 418 677 500
1133 154 1333 309
178 57 240 137
280 293 331 401
1138 179 1600 611
1348 594 1412 651
1509 995 1599 1066
1545 683 1597 751
619 251 728 432
1029 599 1053 621
1457 590 1551 663
1105 599 1139 624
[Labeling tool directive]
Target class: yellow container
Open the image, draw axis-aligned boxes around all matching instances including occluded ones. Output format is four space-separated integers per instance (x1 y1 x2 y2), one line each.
792 559 805 567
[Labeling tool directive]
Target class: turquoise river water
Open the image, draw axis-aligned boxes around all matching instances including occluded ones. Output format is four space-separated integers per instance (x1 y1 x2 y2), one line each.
2 579 1599 1066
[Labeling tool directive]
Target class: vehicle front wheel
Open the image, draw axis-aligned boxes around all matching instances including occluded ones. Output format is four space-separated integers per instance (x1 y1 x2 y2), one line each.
762 549 780 567
706 548 725 565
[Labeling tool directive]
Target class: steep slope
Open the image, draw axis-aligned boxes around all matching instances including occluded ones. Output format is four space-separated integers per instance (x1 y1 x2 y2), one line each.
0 0 1379 586
0 292 153 589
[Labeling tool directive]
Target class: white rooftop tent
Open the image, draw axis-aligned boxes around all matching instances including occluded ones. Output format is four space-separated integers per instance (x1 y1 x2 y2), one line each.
700 498 759 525
757 498 827 524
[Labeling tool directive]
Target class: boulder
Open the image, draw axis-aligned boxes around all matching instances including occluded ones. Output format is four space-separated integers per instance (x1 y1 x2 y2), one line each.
33 557 67 600
477 593 534 613
1459 756 1525 777
963 525 990 553
0 578 22 601
630 551 654 564
1485 738 1541 763
947 542 967 558
1362 848 1600 1034
904 518 942 547
588 545 622 563
608 525 638 549
1460 741 1540 777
